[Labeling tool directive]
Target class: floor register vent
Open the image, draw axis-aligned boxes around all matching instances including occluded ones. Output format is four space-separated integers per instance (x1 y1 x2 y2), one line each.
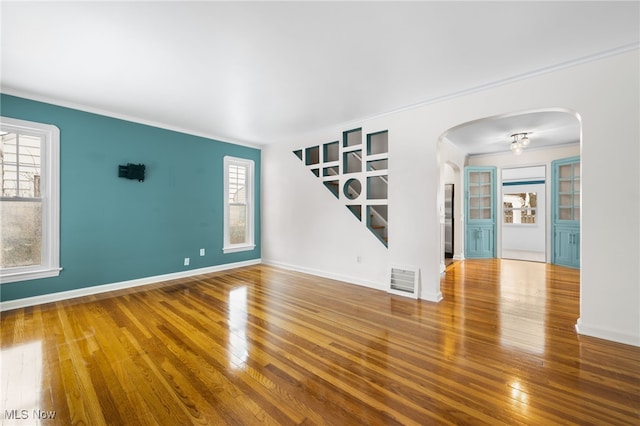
388 266 420 299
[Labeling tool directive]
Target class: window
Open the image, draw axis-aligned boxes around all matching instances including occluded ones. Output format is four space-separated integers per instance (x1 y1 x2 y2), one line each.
1 117 60 283
223 156 255 253
503 192 537 224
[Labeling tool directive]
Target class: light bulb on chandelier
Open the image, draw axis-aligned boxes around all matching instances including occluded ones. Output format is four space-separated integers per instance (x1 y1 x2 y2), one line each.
510 132 531 155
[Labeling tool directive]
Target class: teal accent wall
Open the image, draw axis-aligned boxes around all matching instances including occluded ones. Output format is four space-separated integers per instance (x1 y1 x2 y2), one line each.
0 94 261 302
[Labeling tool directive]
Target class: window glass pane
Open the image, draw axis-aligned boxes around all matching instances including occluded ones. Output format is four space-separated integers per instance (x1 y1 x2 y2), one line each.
559 180 572 192
503 192 537 209
229 204 247 244
559 207 572 220
559 164 572 178
228 165 246 203
573 207 580 222
519 209 536 224
573 163 580 178
1 133 42 198
504 209 513 224
18 165 40 197
0 200 42 268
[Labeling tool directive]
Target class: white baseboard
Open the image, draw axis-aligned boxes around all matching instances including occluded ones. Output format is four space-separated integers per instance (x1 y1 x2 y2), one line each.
0 259 261 312
263 259 444 303
453 254 465 261
422 290 444 303
575 318 640 347
262 259 386 292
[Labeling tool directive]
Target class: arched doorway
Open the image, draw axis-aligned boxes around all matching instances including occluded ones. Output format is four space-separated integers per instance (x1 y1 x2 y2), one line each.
437 108 581 267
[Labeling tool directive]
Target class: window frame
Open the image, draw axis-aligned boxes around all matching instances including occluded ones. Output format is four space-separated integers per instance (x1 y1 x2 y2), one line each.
1 116 61 284
223 156 255 254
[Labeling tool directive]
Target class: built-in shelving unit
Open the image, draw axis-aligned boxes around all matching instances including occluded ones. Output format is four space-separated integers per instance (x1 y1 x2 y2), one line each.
465 166 496 258
552 156 580 268
293 128 389 247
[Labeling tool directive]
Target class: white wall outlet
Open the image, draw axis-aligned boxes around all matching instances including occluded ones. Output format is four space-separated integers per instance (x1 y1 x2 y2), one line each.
200 248 205 256
184 257 190 266
356 255 362 264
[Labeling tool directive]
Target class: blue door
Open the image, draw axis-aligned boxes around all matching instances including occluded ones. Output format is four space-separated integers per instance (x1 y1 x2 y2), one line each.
551 157 580 268
465 167 496 258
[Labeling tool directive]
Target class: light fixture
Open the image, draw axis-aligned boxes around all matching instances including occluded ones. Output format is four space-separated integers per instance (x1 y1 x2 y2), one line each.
510 132 531 155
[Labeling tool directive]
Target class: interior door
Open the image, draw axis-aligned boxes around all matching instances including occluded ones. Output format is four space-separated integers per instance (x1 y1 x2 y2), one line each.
551 156 580 268
465 166 496 259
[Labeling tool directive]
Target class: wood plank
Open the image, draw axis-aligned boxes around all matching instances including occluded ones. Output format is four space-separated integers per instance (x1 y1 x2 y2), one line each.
0 260 638 425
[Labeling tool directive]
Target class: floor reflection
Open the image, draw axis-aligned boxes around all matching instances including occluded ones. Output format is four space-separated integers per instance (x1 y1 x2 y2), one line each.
227 286 249 369
1 341 43 424
508 379 530 415
499 260 546 354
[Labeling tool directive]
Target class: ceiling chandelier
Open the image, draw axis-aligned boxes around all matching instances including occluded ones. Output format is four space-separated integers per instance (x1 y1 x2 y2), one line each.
510 132 530 155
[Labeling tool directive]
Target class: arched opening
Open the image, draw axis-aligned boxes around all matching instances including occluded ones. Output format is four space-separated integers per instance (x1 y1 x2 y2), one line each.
437 107 582 273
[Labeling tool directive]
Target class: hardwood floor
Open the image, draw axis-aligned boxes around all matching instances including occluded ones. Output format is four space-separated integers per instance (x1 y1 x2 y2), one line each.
1 260 638 425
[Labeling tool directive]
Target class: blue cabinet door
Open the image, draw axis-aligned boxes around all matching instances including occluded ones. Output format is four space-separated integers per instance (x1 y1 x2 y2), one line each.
554 225 580 268
466 224 495 258
465 167 496 258
551 157 580 268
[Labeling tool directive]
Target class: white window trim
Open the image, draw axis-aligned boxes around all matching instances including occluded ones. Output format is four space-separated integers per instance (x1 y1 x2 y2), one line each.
1 117 61 284
223 156 255 254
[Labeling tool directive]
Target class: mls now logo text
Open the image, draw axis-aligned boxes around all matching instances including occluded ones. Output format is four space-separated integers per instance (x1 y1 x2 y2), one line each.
4 409 56 420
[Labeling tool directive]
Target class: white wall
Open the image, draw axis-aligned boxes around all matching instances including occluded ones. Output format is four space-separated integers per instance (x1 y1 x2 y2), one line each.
438 139 466 262
263 49 640 346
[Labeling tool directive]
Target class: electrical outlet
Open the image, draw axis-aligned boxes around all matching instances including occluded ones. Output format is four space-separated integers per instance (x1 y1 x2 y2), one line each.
200 248 205 256
184 257 190 266
356 255 362 264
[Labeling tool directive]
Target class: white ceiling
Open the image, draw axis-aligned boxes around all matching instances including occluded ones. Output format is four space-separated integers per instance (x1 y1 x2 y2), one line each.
1 1 638 149
444 110 581 156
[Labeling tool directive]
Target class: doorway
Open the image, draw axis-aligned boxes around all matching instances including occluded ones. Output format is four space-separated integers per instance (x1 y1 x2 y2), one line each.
444 184 454 259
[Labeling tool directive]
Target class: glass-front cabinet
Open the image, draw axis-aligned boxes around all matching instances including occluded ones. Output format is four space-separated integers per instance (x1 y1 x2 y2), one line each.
552 156 580 268
465 167 496 258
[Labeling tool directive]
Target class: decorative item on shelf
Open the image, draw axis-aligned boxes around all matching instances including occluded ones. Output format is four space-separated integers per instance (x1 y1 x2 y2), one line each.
510 132 531 155
118 163 146 182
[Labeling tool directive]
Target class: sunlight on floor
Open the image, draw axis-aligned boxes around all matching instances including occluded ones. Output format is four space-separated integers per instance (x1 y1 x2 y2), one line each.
499 260 546 354
0 341 44 425
228 286 249 369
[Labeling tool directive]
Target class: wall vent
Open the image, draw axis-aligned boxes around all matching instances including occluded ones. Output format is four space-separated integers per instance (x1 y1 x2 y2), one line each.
388 266 420 299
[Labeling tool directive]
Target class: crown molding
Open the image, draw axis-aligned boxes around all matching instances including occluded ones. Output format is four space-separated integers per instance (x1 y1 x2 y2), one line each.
0 88 264 150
